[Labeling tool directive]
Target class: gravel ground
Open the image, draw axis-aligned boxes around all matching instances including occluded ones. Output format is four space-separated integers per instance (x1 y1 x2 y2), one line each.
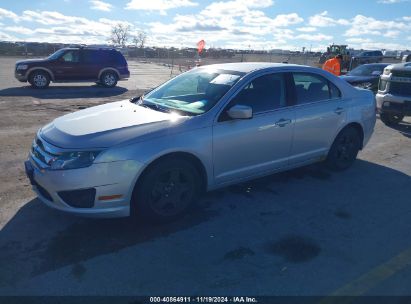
0 56 410 297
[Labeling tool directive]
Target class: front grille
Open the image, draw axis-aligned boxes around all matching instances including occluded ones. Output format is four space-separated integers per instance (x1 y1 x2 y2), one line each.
392 71 411 78
31 136 58 168
58 188 96 208
389 82 411 96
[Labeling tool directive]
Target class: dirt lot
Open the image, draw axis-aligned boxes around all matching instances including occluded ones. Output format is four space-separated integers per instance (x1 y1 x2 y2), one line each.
0 56 411 297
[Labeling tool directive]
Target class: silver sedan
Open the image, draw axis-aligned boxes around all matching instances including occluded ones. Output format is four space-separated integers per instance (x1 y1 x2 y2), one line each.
25 63 376 221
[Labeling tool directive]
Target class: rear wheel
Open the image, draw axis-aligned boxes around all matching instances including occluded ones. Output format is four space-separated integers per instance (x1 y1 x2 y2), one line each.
380 112 404 126
326 127 361 171
132 158 201 223
29 70 50 89
100 71 118 88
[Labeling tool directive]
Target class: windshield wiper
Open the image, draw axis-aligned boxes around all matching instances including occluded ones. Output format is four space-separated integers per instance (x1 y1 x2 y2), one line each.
140 103 171 113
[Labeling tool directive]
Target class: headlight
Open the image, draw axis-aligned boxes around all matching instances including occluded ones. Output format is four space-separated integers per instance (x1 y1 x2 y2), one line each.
16 64 29 70
49 151 100 170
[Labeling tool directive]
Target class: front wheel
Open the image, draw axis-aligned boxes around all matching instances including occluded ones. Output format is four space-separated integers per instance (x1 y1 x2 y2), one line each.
131 158 201 223
29 70 50 89
326 127 361 171
100 71 118 88
380 112 404 126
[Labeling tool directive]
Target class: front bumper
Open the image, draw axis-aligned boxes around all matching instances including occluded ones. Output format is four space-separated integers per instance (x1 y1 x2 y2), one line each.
15 70 28 82
24 157 144 218
376 93 411 116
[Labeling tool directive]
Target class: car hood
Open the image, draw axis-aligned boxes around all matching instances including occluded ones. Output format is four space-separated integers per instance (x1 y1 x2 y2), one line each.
40 100 189 149
16 58 48 65
340 75 376 83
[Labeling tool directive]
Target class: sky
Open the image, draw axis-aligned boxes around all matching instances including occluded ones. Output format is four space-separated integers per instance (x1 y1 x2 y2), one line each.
0 0 411 51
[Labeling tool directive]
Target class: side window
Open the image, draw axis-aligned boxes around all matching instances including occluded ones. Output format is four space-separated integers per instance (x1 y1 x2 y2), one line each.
82 50 101 64
329 81 342 99
293 73 340 104
229 73 286 113
111 51 127 65
61 50 80 63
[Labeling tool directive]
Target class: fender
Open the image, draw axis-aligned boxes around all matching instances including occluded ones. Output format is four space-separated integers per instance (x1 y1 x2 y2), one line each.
98 68 120 79
25 67 55 81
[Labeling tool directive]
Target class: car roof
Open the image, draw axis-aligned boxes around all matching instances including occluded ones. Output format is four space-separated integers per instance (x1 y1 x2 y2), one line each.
61 47 117 52
197 62 305 74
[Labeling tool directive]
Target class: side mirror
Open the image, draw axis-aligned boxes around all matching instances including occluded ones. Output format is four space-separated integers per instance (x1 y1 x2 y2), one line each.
371 71 382 76
227 105 252 120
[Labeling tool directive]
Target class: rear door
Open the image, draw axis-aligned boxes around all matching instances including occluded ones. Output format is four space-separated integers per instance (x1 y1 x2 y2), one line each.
288 72 346 165
80 49 103 80
212 72 295 184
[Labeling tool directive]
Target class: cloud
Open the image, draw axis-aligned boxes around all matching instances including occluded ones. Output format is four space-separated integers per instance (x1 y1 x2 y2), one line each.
0 31 18 41
147 0 302 48
308 11 349 27
0 8 19 22
296 33 333 41
4 26 34 35
90 0 113 12
1 9 134 44
271 13 303 26
378 0 408 3
383 30 400 38
344 14 408 37
125 0 198 13
297 27 317 32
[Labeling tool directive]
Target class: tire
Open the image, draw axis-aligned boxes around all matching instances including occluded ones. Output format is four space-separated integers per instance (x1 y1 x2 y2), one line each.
100 71 118 88
326 127 361 171
131 157 201 223
29 70 50 89
380 112 404 126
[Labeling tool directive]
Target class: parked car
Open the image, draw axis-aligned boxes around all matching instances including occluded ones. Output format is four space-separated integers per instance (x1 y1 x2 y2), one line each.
350 50 384 70
25 63 376 221
376 62 411 125
340 63 390 93
402 54 411 63
15 47 130 88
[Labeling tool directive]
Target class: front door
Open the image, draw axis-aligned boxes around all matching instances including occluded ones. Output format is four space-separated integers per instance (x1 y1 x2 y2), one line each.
213 73 295 184
52 49 82 81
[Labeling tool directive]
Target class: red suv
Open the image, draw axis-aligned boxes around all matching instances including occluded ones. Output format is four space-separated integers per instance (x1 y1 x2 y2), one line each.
15 47 130 88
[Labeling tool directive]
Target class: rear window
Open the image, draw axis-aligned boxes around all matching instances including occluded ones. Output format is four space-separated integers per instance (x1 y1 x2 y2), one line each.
292 73 341 104
82 50 127 66
82 50 102 63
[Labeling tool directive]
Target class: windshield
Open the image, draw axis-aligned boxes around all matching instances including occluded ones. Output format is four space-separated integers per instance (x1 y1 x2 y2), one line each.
348 65 385 76
47 49 66 60
140 68 243 115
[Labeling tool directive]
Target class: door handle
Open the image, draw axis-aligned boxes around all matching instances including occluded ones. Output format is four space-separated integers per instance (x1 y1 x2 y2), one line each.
334 107 345 115
275 118 292 127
